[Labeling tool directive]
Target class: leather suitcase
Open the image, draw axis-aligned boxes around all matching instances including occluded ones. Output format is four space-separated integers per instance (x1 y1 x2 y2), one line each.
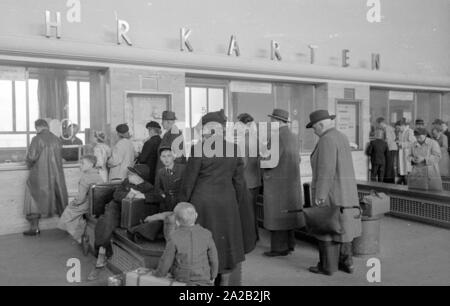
88 182 121 218
120 199 159 230
125 268 186 286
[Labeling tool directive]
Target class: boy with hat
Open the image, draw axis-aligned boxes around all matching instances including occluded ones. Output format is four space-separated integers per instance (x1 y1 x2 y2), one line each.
88 164 154 281
58 155 104 243
129 146 185 242
153 202 219 286
262 108 303 257
137 121 162 184
108 124 137 181
159 111 186 165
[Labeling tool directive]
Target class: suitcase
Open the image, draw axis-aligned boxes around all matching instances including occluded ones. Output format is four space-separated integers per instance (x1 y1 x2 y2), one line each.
120 199 159 230
88 182 121 218
361 191 390 217
125 268 186 286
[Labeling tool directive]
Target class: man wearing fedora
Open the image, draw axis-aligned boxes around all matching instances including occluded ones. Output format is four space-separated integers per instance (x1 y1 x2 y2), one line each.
307 110 361 275
137 121 162 185
108 124 137 181
261 109 304 257
159 111 186 165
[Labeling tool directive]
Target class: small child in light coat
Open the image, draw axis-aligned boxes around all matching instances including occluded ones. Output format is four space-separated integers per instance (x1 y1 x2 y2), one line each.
58 155 104 243
153 202 219 286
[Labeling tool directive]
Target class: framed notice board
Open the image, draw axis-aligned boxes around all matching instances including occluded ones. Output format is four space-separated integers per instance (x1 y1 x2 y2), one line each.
335 100 361 150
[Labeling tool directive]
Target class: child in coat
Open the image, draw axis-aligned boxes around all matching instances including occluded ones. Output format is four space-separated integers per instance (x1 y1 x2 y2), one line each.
58 155 104 243
366 129 389 182
153 202 219 286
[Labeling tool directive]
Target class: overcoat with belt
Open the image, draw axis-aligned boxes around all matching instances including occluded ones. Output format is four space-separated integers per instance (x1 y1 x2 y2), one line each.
179 138 257 273
310 128 362 243
262 126 304 231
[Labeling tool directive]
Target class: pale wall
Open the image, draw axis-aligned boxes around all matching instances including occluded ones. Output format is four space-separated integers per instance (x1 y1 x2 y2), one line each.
0 0 448 77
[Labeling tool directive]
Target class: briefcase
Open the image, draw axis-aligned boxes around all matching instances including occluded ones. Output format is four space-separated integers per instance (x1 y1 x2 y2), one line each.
120 199 159 230
360 191 390 217
125 268 186 286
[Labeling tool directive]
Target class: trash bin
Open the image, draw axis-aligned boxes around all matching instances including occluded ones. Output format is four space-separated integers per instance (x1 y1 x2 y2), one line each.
352 215 381 256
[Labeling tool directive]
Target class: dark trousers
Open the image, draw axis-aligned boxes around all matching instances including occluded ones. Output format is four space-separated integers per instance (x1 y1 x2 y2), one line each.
249 187 260 241
271 230 295 252
384 150 397 184
397 175 408 185
371 163 385 182
317 241 353 274
94 200 121 258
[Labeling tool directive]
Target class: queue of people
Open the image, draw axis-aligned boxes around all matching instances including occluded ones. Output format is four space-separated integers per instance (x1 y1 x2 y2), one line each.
23 107 368 285
369 117 450 187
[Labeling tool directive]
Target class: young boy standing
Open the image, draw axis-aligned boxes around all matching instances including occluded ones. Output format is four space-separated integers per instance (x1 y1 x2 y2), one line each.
58 155 104 243
129 147 185 242
153 202 218 286
366 129 389 182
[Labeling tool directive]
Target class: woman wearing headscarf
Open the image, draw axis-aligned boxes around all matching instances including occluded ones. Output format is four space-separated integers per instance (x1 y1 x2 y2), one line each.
179 110 257 286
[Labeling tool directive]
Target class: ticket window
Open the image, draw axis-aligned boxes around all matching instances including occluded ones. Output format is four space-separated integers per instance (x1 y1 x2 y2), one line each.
231 82 316 153
0 67 104 166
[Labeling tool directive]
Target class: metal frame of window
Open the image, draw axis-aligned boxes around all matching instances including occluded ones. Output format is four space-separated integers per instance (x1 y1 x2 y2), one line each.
0 76 90 151
185 85 227 127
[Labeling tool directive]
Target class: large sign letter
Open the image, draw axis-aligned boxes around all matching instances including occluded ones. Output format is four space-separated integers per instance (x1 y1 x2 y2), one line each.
342 49 350 67
227 35 240 57
271 40 282 61
308 45 318 64
371 53 381 70
367 0 381 23
180 28 194 52
66 258 81 283
117 19 132 46
66 0 81 23
45 11 62 39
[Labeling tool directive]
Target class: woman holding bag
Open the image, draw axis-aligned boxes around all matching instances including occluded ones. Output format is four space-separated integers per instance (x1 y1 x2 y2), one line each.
408 128 442 191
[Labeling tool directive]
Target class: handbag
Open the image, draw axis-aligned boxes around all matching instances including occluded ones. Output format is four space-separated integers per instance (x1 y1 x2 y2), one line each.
283 205 362 236
408 166 443 191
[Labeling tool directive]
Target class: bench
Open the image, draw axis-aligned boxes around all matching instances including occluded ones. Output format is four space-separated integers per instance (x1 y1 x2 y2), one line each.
86 183 165 274
356 180 450 229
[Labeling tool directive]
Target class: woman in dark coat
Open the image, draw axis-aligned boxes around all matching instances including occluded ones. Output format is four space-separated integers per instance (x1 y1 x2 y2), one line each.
179 110 257 286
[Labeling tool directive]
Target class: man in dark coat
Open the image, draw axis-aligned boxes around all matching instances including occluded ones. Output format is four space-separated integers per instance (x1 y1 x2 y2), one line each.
179 110 257 286
136 121 162 184
366 129 389 182
261 109 303 257
307 110 362 276
440 120 450 154
23 119 68 236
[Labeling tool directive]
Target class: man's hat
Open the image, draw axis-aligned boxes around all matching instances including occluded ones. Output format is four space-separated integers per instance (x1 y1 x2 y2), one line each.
201 109 227 125
414 128 428 136
415 119 425 125
158 145 173 156
433 119 444 125
268 109 290 123
162 111 177 121
116 123 129 134
127 164 150 182
306 110 336 129
146 121 161 129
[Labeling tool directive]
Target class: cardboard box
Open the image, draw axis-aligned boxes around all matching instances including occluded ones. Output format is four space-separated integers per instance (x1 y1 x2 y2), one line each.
125 268 186 286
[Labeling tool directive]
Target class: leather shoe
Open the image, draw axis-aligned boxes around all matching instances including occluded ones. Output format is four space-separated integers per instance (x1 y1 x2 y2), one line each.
263 250 290 257
23 229 40 236
339 264 355 274
308 265 333 276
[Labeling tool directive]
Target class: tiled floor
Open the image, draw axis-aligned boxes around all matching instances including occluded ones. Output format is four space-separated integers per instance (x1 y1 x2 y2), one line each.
0 216 448 286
